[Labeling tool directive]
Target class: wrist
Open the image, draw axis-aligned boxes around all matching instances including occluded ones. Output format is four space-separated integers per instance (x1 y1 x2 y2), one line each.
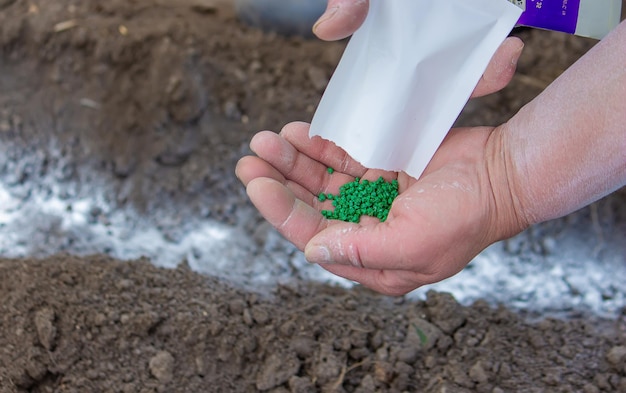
494 21 626 226
484 125 532 241
499 99 626 226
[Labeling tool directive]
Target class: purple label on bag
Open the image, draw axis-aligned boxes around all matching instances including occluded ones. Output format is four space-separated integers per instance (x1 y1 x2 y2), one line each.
517 0 580 34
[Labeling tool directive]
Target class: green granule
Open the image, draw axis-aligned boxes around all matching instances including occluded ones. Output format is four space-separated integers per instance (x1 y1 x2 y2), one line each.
318 176 399 223
327 167 335 174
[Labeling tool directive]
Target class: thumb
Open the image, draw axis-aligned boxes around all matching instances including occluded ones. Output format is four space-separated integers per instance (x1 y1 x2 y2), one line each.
304 220 416 270
313 0 369 41
471 37 524 98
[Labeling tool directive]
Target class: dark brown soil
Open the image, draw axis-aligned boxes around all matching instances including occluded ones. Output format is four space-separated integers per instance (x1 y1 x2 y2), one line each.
1 1 625 392
2 256 626 393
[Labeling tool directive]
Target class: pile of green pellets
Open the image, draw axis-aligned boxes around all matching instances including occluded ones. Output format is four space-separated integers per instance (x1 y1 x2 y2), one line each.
318 170 399 223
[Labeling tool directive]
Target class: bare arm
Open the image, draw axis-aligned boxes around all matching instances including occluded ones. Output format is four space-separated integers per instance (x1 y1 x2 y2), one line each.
502 20 626 226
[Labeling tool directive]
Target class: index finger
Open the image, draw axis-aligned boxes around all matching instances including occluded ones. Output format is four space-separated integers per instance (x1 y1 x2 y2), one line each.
280 122 368 178
313 0 370 41
249 122 370 194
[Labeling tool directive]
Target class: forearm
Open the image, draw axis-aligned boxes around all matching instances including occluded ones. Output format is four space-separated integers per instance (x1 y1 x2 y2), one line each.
505 20 626 225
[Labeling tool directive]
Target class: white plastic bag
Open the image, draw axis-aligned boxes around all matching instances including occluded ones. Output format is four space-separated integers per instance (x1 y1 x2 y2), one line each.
310 0 522 178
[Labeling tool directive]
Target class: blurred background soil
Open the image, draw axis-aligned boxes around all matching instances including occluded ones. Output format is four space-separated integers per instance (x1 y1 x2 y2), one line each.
0 1 625 392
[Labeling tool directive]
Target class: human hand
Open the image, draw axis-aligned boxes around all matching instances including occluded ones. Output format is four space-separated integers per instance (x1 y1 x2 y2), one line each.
236 119 526 296
238 15 626 297
235 27 526 295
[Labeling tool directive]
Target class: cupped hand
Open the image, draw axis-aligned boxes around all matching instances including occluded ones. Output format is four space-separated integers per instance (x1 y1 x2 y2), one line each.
236 119 528 296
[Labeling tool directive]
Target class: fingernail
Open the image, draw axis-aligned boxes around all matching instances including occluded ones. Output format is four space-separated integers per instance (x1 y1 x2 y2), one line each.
313 6 339 34
305 245 332 264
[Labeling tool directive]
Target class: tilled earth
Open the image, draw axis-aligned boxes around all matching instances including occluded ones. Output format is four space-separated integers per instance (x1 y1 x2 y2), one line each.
0 1 625 392
1 256 626 393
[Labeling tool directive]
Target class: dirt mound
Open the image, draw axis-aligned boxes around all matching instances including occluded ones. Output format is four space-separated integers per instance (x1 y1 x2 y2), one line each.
1 256 624 392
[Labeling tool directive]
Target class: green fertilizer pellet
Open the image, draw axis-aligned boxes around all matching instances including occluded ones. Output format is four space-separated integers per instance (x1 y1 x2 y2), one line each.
319 176 398 223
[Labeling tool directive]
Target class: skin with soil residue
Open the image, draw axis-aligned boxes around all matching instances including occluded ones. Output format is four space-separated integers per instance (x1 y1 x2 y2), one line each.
0 1 625 392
